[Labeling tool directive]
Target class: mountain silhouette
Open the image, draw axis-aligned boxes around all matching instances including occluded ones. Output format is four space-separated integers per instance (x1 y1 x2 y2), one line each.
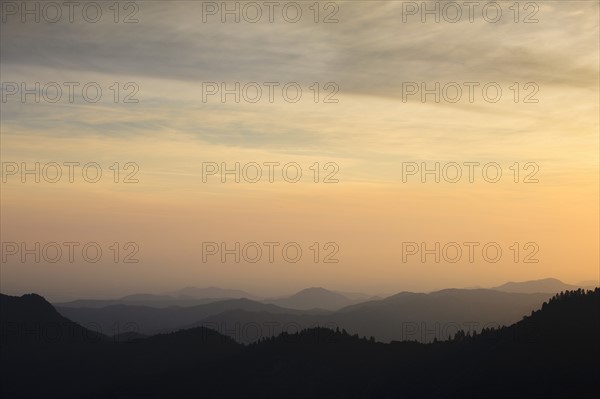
55 286 260 309
56 288 553 342
1 293 240 398
492 277 595 293
172 286 260 299
2 289 598 398
0 293 106 344
55 294 226 308
56 287 379 310
56 297 323 336
139 288 553 343
264 287 356 310
97 288 600 398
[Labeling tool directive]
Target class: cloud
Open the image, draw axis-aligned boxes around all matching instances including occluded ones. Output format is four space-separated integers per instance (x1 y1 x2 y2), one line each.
1 1 598 165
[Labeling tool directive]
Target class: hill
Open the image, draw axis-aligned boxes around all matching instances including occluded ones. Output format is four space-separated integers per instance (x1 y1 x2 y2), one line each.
0 293 240 398
491 277 594 294
172 286 260 300
98 288 600 398
0 293 106 344
2 289 598 398
56 298 320 335
264 287 354 310
55 286 260 309
194 288 553 343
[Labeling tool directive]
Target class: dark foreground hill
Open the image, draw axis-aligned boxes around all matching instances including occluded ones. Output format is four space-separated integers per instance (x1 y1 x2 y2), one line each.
0 293 107 344
1 293 241 398
1 289 598 398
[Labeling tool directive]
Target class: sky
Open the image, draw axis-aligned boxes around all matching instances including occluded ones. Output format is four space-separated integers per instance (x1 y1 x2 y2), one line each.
0 0 598 300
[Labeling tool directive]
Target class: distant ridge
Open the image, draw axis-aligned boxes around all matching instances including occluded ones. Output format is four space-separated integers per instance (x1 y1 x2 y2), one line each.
491 278 596 294
190 288 554 344
98 289 600 398
2 289 598 398
55 286 261 309
56 297 320 335
264 287 378 311
171 286 260 300
265 287 352 310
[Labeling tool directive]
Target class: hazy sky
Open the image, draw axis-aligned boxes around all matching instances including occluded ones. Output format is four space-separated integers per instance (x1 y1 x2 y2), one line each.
1 1 598 300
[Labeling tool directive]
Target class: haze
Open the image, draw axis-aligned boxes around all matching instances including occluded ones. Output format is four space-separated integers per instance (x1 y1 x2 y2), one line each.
1 1 598 301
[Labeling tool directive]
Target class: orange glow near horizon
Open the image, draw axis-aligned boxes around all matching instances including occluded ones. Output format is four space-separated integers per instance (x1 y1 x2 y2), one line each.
1 1 598 301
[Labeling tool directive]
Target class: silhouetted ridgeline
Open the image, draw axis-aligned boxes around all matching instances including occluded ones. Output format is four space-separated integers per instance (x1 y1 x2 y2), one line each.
56 288 553 342
0 293 107 344
1 289 598 398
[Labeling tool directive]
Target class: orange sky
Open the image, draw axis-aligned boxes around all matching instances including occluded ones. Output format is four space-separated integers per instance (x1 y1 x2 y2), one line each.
1 1 598 300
